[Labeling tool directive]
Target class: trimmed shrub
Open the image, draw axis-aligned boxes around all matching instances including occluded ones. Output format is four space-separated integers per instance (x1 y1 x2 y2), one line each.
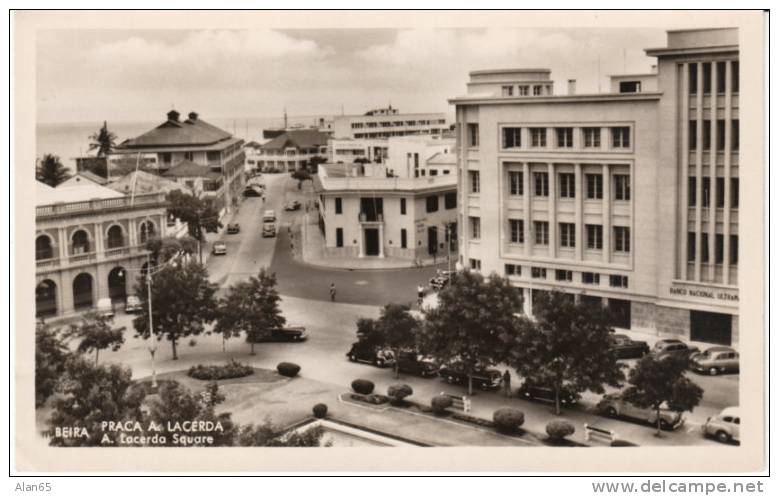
492 408 525 434
351 379 375 395
546 420 575 443
431 395 454 415
277 362 301 377
187 359 253 380
610 439 638 447
312 403 328 419
387 384 413 405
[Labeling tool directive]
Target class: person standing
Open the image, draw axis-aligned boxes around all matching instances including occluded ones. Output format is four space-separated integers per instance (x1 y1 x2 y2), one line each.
417 284 425 307
329 283 336 302
503 370 512 397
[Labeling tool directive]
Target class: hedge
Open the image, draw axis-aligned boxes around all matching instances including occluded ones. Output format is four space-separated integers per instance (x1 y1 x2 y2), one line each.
431 395 454 415
387 384 413 405
312 403 328 419
351 379 375 395
277 362 301 377
492 408 525 434
546 420 575 442
187 360 253 381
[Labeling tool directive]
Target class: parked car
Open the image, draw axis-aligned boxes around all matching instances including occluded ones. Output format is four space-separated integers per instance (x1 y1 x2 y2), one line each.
124 295 143 314
596 393 685 430
517 379 579 406
651 338 700 361
689 346 740 375
609 333 650 359
429 270 455 290
284 200 301 211
243 184 263 197
96 297 114 318
438 365 502 390
263 209 276 222
262 222 276 238
227 223 241 234
249 326 308 343
702 407 740 444
211 241 227 255
396 352 439 378
346 344 395 368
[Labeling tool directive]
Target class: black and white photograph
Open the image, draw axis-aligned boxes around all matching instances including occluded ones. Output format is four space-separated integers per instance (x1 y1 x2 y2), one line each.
11 9 768 476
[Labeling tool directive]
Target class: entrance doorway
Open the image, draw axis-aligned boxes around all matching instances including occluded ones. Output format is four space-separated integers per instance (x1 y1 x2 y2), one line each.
427 227 438 256
364 228 380 256
691 311 732 345
36 280 57 318
108 267 127 303
72 273 94 310
607 298 631 329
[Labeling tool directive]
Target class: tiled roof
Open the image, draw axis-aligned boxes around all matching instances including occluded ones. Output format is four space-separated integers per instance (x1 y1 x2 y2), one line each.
260 129 329 151
162 160 214 178
77 170 109 184
118 114 232 148
108 170 191 195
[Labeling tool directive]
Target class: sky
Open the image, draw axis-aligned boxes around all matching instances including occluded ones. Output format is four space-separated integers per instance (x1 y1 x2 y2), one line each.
36 27 667 124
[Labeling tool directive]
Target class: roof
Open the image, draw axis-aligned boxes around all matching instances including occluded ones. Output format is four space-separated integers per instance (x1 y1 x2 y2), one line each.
260 129 330 151
426 152 456 166
162 160 216 179
36 182 124 206
117 113 233 148
78 170 109 185
60 170 109 188
244 140 262 149
108 170 191 195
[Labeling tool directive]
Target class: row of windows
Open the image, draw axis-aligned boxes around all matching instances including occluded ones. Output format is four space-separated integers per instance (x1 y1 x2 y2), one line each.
688 120 739 151
688 61 739 95
353 129 444 138
503 264 628 288
351 119 447 129
36 222 157 260
334 227 411 249
332 193 457 215
499 126 631 150
687 177 740 208
500 84 552 97
687 233 739 265
473 170 631 201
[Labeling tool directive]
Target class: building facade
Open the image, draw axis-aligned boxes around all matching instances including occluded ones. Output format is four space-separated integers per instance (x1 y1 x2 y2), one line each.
450 29 739 346
331 107 449 140
256 129 329 172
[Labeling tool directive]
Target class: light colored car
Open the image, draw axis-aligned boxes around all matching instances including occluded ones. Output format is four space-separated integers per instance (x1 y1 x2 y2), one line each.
596 393 685 430
211 242 227 255
702 407 740 444
96 297 114 318
689 346 739 375
263 209 276 222
125 295 143 313
262 222 276 238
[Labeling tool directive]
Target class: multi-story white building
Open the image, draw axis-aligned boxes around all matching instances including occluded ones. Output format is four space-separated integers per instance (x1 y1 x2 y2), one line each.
450 28 740 346
256 129 329 172
328 138 389 165
331 106 449 140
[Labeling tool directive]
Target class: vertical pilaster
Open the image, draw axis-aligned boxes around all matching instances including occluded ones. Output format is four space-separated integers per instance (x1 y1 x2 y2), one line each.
694 62 704 281
680 63 690 279
723 60 733 285
708 64 718 282
548 163 556 258
574 163 583 261
602 164 612 264
523 162 531 257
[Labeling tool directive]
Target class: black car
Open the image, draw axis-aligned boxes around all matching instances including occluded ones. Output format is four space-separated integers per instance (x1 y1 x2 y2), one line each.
429 270 455 290
438 366 502 390
227 223 240 234
249 326 308 343
396 352 439 378
610 333 650 359
346 344 395 368
517 380 579 406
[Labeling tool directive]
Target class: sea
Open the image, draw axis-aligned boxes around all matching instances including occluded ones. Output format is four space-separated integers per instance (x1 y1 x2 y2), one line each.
36 115 331 173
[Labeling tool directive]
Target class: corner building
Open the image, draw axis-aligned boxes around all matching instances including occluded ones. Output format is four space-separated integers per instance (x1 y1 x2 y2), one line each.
450 29 739 346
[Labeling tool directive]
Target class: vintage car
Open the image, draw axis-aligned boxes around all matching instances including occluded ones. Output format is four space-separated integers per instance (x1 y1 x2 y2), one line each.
396 352 440 378
211 241 227 255
609 333 650 359
346 344 395 368
596 393 685 431
689 346 740 375
438 365 502 391
702 407 740 444
517 379 579 406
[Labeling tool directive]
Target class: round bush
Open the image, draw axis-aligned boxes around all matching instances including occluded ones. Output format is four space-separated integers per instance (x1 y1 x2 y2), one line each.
387 384 413 405
312 403 328 419
277 362 301 377
431 395 454 415
546 420 575 441
187 359 253 380
610 439 638 447
492 408 525 434
351 379 375 395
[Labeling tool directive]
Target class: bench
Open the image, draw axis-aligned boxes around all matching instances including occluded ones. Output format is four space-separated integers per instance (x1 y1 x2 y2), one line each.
441 392 471 413
584 423 618 443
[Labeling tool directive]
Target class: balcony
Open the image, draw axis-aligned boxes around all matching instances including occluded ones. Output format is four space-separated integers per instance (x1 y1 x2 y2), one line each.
36 192 167 220
359 212 384 224
104 246 131 258
36 258 60 270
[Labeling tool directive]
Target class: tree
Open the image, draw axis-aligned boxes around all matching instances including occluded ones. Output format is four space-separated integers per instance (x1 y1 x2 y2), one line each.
307 155 327 174
166 190 223 263
236 421 328 447
47 357 146 446
66 311 125 365
144 235 197 265
622 354 704 437
374 304 420 378
35 321 70 407
214 269 286 355
509 291 625 415
132 262 218 360
419 270 523 395
290 169 311 190
88 121 117 158
36 154 71 187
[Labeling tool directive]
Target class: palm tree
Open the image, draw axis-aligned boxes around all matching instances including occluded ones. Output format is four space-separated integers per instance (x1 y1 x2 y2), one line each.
88 121 117 158
36 154 71 187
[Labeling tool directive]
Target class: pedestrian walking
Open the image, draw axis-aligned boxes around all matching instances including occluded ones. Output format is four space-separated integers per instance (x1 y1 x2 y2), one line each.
329 283 336 302
503 370 512 397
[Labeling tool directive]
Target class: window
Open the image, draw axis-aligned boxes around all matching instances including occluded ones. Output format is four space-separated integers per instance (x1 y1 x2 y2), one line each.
583 127 601 148
716 120 726 151
716 62 727 93
470 258 482 270
614 226 631 253
534 172 549 197
732 61 739 93
586 224 603 250
688 63 698 94
555 270 573 282
36 235 54 260
400 198 406 215
582 272 600 285
534 221 549 245
533 85 542 96
731 120 739 150
614 174 631 201
687 232 696 262
530 128 547 147
335 197 342 214
467 124 479 147
609 275 628 288
688 177 697 206
401 229 407 249
611 127 630 148
430 169 438 176
555 127 573 148
509 219 524 244
702 62 712 94
702 177 711 207
559 223 576 248
559 173 575 199
531 267 547 279
715 234 724 264
586 173 603 199
501 85 514 97
509 170 523 196
160 152 172 164
518 86 529 96
505 264 521 276
701 233 709 263
336 228 344 247
702 120 711 149
502 127 522 148
689 120 697 150
470 217 481 240
619 81 641 93
469 171 480 193
444 192 457 209
716 177 725 208
731 178 739 208
730 235 738 265
426 196 439 213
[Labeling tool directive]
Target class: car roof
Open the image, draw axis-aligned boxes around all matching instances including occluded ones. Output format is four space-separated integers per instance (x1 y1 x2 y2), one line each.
705 346 735 353
720 406 740 416
658 338 684 344
264 209 275 214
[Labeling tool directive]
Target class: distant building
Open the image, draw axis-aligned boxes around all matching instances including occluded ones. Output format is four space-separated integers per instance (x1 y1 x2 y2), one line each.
256 129 329 172
331 106 449 140
328 138 389 165
110 110 245 218
60 170 109 188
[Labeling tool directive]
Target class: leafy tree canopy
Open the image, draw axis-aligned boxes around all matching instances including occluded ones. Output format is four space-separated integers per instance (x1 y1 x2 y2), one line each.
65 311 125 365
35 321 70 407
87 121 117 158
36 154 71 187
